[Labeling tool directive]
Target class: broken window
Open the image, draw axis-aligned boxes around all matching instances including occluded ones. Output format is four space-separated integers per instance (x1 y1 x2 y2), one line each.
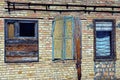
5 19 39 63
94 19 116 60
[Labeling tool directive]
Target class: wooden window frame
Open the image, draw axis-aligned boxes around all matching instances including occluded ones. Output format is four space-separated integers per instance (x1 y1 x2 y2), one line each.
4 19 39 63
5 19 38 39
94 19 116 61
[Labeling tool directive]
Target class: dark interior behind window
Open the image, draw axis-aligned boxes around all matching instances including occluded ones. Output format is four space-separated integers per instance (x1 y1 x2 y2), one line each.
19 23 35 37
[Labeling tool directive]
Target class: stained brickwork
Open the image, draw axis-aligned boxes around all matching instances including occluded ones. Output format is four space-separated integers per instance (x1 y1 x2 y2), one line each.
0 0 119 80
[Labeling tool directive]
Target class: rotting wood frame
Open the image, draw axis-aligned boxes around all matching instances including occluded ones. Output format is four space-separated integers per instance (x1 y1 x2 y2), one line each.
4 19 39 63
5 1 120 14
93 19 116 61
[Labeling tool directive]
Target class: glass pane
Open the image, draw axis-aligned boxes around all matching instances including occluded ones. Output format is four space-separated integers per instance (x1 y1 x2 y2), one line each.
7 23 14 39
96 31 111 56
54 39 63 59
66 39 73 59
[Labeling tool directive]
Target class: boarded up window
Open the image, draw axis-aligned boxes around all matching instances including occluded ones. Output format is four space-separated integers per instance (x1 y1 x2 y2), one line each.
94 19 116 60
5 19 39 63
52 17 74 60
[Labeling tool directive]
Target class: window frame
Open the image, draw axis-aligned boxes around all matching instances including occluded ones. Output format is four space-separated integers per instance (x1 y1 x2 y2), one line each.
5 19 38 39
93 19 116 61
4 19 39 63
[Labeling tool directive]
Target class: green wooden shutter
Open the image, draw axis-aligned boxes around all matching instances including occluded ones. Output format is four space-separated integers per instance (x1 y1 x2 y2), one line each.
52 16 74 60
52 17 64 60
65 17 74 59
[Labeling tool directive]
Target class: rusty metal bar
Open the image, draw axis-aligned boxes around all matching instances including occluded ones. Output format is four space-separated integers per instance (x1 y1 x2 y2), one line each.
5 1 120 14
5 1 120 8
5 7 120 13
0 16 44 19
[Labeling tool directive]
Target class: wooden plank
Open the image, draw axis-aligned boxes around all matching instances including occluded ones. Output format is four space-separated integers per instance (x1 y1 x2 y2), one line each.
74 18 81 80
5 39 38 62
6 51 38 57
6 39 38 44
6 44 38 51
6 56 38 62
8 23 14 39
75 38 81 80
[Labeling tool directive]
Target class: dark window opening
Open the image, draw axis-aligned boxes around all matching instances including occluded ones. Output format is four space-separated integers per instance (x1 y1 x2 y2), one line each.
19 23 35 37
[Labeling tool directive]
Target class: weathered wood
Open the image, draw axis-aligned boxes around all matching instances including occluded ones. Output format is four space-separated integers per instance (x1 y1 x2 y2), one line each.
8 23 14 39
6 51 38 57
6 57 38 62
66 19 72 38
6 44 38 51
52 17 81 80
5 39 38 62
6 39 38 44
5 20 39 63
54 39 63 59
74 18 81 80
75 38 81 80
53 19 64 59
66 39 72 59
54 20 64 38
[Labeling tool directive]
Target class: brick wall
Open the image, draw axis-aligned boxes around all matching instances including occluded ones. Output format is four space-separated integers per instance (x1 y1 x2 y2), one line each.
0 0 120 80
